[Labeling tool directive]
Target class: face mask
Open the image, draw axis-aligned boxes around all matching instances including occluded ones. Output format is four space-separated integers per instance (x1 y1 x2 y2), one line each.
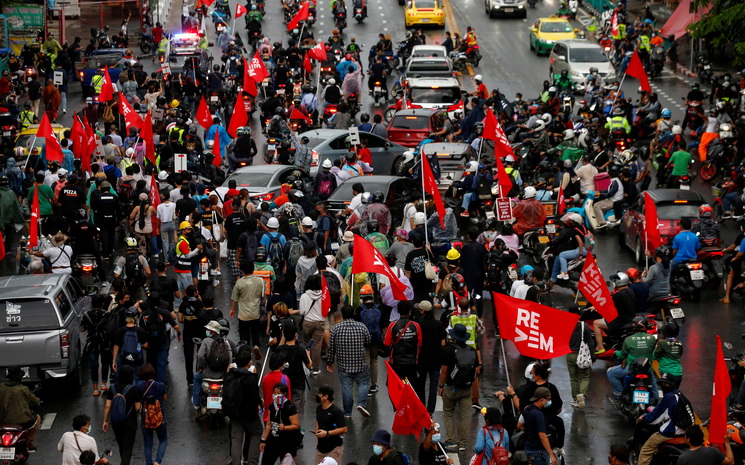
316 394 323 403
373 445 384 456
206 330 212 337
83 427 90 435
432 434 441 442
545 400 552 408
273 394 284 405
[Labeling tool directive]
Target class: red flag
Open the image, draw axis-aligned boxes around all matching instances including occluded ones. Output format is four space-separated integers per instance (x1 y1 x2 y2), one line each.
196 96 213 130
29 185 40 248
351 235 408 300
228 93 250 137
82 115 94 173
235 3 247 17
578 253 618 322
422 154 445 228
290 107 312 124
98 67 114 102
643 191 662 252
711 335 731 447
70 115 86 160
118 93 142 131
611 11 619 37
246 54 269 83
494 154 513 198
36 113 64 162
140 110 156 167
483 108 516 159
385 360 405 408
287 1 310 30
557 185 566 215
308 41 327 61
202 0 215 6
212 133 222 168
149 178 161 236
626 51 652 93
302 53 313 73
392 382 431 440
492 292 579 359
320 273 332 317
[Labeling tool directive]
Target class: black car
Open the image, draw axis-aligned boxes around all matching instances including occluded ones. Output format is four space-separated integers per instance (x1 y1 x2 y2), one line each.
326 175 419 228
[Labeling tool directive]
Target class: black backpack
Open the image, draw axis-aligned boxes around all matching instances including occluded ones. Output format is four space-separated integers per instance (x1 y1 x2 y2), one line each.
476 174 492 200
239 230 260 262
119 179 134 205
449 346 477 387
222 369 249 419
206 337 231 372
124 254 146 290
142 309 167 342
675 392 696 429
104 308 123 340
267 234 285 271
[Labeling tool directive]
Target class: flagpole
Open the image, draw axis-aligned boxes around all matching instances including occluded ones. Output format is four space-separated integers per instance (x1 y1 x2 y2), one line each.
499 337 517 417
644 227 649 271
23 136 38 170
421 153 429 246
610 72 627 112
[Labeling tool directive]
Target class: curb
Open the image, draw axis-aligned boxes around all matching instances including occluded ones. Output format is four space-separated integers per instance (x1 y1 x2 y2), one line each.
675 63 697 78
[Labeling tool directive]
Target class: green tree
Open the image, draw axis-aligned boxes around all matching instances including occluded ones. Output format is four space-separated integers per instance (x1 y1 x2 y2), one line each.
689 0 745 66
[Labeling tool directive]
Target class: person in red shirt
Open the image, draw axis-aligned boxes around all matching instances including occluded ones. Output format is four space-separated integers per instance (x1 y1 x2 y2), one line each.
0 72 11 98
261 352 292 421
152 22 163 44
274 183 291 208
470 75 488 101
357 138 373 166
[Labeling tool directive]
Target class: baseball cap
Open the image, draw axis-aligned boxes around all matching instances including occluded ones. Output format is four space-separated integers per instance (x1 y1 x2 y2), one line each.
57 168 67 176
530 387 552 402
416 301 433 312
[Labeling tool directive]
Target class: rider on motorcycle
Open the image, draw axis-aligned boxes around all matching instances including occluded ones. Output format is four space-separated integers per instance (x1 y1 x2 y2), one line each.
512 186 547 236
464 26 478 55
553 70 574 94
634 374 686 464
228 127 257 172
690 204 721 247
192 320 233 408
592 272 638 354
0 366 41 451
606 316 658 401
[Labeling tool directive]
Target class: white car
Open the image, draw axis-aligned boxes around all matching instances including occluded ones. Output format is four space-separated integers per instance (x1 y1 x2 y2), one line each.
485 0 526 18
548 39 617 87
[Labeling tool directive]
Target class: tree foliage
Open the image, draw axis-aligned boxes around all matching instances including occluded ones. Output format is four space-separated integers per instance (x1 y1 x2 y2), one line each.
689 0 745 65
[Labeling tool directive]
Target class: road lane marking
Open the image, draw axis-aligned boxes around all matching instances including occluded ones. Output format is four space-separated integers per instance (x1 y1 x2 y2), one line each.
447 452 461 465
443 0 474 76
40 413 56 430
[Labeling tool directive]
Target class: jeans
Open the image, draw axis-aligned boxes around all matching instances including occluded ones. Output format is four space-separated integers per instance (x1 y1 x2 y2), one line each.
142 422 168 465
525 449 550 465
150 234 161 256
88 350 112 385
414 366 440 414
160 221 176 258
192 372 204 407
442 385 471 447
175 272 193 308
364 342 379 387
146 345 170 384
724 191 740 213
230 418 263 465
60 91 67 112
238 319 262 348
338 369 370 415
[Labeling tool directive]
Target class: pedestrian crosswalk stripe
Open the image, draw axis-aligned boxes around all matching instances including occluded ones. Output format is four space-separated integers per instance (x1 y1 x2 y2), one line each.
40 413 56 430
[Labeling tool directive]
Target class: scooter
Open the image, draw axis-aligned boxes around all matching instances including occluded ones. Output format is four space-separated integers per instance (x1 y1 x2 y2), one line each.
510 427 565 465
73 254 99 292
584 191 619 231
671 259 705 302
200 377 225 426
617 357 657 422
354 5 366 23
627 421 688 465
371 79 385 105
0 424 30 465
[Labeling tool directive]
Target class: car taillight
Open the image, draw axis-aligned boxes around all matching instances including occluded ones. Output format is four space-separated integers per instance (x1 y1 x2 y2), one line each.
311 150 320 166
261 193 274 201
209 383 221 390
60 331 70 358
1 433 13 447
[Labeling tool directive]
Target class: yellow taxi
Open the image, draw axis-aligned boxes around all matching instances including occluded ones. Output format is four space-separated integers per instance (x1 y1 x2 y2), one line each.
404 0 446 28
529 16 577 55
14 124 70 160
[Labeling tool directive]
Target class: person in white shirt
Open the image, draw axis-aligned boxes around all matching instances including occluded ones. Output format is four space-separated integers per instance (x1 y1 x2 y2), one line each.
157 193 177 255
343 182 365 216
575 157 598 194
58 415 106 465
34 232 73 274
401 192 421 232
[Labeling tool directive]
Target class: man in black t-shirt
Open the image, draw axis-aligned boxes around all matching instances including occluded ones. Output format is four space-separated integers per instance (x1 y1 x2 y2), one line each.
517 387 557 465
405 234 435 303
277 325 311 413
228 348 263 465
178 285 204 384
314 385 347 465
139 292 181 383
224 199 248 279
57 174 85 218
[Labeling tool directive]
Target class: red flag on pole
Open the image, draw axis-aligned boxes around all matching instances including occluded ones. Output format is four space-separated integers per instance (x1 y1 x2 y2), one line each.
492 292 579 359
483 108 516 158
36 113 64 162
611 11 619 36
70 115 86 160
290 107 312 124
557 185 566 215
422 154 445 228
494 154 513 198
308 41 327 61
228 93 250 137
235 3 247 17
29 186 40 248
202 0 215 6
246 54 269 83
643 191 662 252
302 53 313 73
82 115 94 173
287 1 310 30
626 51 652 93
351 235 408 300
98 67 114 102
149 178 161 236
385 360 405 408
212 133 222 168
392 382 431 440
578 253 618 322
118 93 142 130
195 96 213 130
140 110 156 167
710 335 731 447
320 273 332 317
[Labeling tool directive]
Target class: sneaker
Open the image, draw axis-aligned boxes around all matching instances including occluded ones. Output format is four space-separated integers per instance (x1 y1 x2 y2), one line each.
458 446 466 452
595 223 608 230
607 395 621 408
26 443 37 452
212 279 220 286
557 272 569 280
369 385 379 394
92 389 100 396
595 348 607 355
253 346 262 360
571 400 579 407
577 393 586 409
63 109 67 114
100 383 108 391
357 406 371 417
471 402 483 410
311 369 321 376
344 414 352 418
442 442 458 451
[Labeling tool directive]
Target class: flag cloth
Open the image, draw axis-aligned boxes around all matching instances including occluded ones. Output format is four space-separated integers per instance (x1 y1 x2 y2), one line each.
36 113 64 162
303 53 313 73
422 154 445 228
392 382 431 441
141 111 156 166
351 235 408 300
578 253 618 322
99 67 114 102
235 3 247 17
202 0 215 6
710 335 730 447
287 1 310 30
212 132 222 168
29 186 40 248
483 108 516 158
245 54 269 83
118 93 142 130
494 153 512 198
557 185 566 215
70 116 86 160
149 178 161 236
492 292 579 359
308 41 327 61
385 360 405 408
643 191 662 251
228 93 250 137
626 51 652 93
320 273 332 317
196 96 213 130
611 11 619 36
290 107 312 124
82 115 95 173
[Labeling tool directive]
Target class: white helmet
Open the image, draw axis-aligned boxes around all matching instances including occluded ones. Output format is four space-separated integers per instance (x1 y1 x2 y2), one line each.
301 216 314 227
267 217 280 229
322 159 333 168
561 212 583 225
206 140 215 148
523 186 537 199
621 149 635 163
467 160 479 172
672 125 683 135
524 362 537 380
541 113 553 124
125 147 135 157
402 150 415 165
414 212 426 225
534 120 547 131
474 74 483 82
328 78 336 85
563 129 575 139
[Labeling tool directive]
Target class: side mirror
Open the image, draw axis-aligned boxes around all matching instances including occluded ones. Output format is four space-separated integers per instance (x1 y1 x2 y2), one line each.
531 27 537 33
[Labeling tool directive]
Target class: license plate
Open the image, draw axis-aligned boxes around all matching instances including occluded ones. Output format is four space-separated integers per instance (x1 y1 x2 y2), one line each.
546 224 556 234
211 96 219 102
276 88 285 94
3 131 10 137
486 210 495 219
421 18 430 22
207 396 222 409
670 308 685 319
504 7 514 12
309 14 314 20
690 269 704 280
0 448 15 460
704 65 710 70
6 367 30 379
267 144 275 151
680 184 690 190
633 390 650 405
538 236 550 244
374 86 381 92
27 77 32 82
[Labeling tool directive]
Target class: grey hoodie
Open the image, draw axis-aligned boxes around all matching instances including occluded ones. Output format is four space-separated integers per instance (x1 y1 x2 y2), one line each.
295 256 318 295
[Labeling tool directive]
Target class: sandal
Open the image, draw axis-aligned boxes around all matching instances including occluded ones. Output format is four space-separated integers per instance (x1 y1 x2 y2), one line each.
92 389 100 396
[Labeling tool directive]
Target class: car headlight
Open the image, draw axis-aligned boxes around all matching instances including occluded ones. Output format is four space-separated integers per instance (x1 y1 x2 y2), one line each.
518 4 524 7
540 39 554 44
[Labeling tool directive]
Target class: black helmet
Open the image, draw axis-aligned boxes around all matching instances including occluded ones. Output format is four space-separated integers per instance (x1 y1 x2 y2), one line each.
188 126 197 135
560 70 568 78
655 245 671 260
217 317 230 337
368 219 380 232
630 316 647 332
0 176 9 188
24 102 31 109
658 373 676 390
345 151 356 162
371 191 384 203
255 246 268 262
275 106 285 116
359 112 370 123
302 84 311 93
661 319 679 338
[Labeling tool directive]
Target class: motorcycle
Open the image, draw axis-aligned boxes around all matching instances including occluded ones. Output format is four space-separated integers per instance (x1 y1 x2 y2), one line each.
453 45 482 70
73 254 99 292
542 245 587 290
696 53 712 84
319 65 334 86
583 308 658 360
584 191 620 231
371 79 385 105
0 112 17 148
700 124 737 182
521 227 552 265
567 0 577 18
671 259 705 302
322 104 338 124
647 295 685 324
200 377 224 424
346 93 359 118
139 33 153 55
649 46 665 78
216 0 232 18
354 6 366 23
0 424 30 465
616 356 657 422
627 420 688 465
334 12 347 32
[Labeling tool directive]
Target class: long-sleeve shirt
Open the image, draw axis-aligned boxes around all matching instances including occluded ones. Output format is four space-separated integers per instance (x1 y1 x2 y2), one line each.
642 391 684 437
327 319 370 373
616 332 657 365
298 290 324 322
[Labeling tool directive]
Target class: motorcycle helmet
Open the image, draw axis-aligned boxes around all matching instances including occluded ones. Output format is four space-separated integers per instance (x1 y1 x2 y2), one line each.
359 284 374 299
548 86 557 94
657 373 676 392
625 267 640 280
672 125 683 135
563 128 575 139
560 70 568 79
610 271 630 287
613 107 624 116
727 424 745 445
661 319 679 338
24 102 31 110
188 126 198 136
255 246 268 262
661 108 671 118
492 238 506 251
125 307 140 319
328 78 336 85
367 219 380 233
217 317 230 336
206 140 214 149
541 113 552 124
446 248 461 261
655 245 672 260
371 191 385 203
275 106 286 117
474 74 483 82
14 146 25 158
450 273 465 291
589 66 599 74
345 151 357 162
360 192 372 204
524 362 537 380
520 264 534 278
523 186 537 199
125 236 138 250
620 149 635 163
699 204 713 218
0 176 8 188
630 315 648 332
414 212 426 225
345 53 352 61
236 126 246 136
359 113 370 123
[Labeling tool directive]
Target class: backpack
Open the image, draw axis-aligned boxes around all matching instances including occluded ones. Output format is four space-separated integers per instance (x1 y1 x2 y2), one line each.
267 234 285 270
367 233 388 254
318 173 334 197
449 346 477 387
142 382 164 429
103 164 118 187
484 428 510 465
484 251 505 289
222 369 246 419
476 174 492 200
323 271 341 299
286 237 305 273
359 304 382 343
206 337 231 372
104 308 122 339
675 392 696 429
239 230 260 262
124 254 146 290
109 384 134 423
119 179 134 205
121 328 143 365
142 309 167 341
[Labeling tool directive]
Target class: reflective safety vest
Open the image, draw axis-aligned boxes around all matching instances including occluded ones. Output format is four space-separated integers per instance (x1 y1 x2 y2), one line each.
606 116 630 133
158 38 169 53
92 74 104 94
587 17 598 32
19 110 35 129
169 127 185 144
612 23 626 40
505 166 520 182
198 37 209 50
466 32 477 47
450 312 478 348
175 236 193 271
639 35 650 51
